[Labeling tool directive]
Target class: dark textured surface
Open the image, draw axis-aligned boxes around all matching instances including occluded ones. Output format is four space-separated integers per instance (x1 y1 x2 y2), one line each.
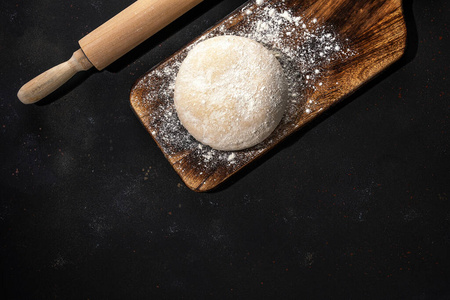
0 0 449 299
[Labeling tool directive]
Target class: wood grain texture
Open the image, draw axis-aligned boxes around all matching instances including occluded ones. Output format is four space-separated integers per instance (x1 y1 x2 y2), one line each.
130 0 406 192
17 49 93 104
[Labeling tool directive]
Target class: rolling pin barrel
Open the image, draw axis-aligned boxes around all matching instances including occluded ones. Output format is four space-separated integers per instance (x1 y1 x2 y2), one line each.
18 0 203 104
80 0 203 70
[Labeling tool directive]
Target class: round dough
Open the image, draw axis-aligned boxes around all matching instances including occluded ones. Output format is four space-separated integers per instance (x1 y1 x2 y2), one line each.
174 35 287 151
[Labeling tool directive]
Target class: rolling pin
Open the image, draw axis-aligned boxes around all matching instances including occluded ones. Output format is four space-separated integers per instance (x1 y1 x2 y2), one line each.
17 0 203 104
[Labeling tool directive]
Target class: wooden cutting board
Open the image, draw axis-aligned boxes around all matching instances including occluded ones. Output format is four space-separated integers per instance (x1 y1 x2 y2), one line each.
130 0 406 192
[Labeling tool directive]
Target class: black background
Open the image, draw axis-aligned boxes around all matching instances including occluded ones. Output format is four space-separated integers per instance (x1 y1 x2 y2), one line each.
1 0 449 299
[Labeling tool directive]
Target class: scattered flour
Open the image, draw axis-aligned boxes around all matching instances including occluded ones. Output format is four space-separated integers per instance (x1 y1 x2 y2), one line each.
132 0 355 172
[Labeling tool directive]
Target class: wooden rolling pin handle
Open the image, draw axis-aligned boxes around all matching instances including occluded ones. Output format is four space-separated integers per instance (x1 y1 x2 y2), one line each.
18 0 203 104
17 49 93 104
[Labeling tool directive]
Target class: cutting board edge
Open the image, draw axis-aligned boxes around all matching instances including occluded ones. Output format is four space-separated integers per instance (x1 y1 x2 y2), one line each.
129 0 408 192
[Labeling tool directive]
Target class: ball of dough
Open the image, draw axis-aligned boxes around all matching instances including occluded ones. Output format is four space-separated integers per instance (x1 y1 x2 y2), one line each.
174 35 287 151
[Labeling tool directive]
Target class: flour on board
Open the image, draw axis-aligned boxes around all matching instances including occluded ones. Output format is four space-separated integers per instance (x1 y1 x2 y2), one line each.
133 0 355 169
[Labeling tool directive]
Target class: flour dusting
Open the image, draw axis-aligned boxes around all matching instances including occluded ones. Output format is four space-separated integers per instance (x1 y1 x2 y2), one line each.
174 36 287 151
132 0 355 171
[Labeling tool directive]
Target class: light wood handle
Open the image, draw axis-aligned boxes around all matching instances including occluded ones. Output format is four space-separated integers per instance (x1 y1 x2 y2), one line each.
79 0 204 70
18 0 203 104
18 49 93 104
